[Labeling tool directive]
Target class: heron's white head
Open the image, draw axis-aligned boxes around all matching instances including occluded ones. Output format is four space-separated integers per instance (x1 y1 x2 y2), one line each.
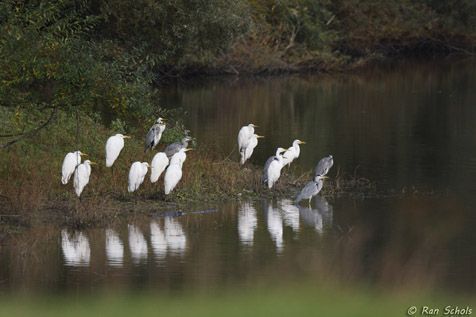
294 139 306 145
75 150 87 157
248 123 258 128
328 154 333 159
116 133 131 139
156 117 166 124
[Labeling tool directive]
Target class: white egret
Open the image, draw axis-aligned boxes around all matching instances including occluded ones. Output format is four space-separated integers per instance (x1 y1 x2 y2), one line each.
262 147 286 189
164 135 192 158
164 148 191 195
128 161 149 192
295 175 328 206
73 160 96 197
105 134 130 167
61 151 86 184
150 152 169 183
282 139 306 167
145 117 166 152
150 221 167 259
237 123 257 159
240 134 264 165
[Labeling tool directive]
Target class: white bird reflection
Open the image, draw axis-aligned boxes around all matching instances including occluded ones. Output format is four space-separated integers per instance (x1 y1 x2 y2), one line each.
299 196 333 234
150 217 187 258
128 225 148 264
105 229 124 267
164 217 187 256
150 220 167 260
279 199 300 233
265 201 284 253
238 202 258 246
61 229 90 267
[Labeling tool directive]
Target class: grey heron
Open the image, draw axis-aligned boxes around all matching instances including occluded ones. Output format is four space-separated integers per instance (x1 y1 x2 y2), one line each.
144 117 166 152
314 155 334 176
295 175 328 206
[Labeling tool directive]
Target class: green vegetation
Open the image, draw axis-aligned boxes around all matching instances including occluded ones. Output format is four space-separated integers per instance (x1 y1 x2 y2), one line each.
0 284 472 317
0 0 473 224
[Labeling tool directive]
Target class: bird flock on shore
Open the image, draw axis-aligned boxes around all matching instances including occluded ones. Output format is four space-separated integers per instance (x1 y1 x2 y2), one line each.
61 119 333 206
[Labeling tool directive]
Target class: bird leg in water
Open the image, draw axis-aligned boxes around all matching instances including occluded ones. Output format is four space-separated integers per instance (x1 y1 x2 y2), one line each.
308 198 312 208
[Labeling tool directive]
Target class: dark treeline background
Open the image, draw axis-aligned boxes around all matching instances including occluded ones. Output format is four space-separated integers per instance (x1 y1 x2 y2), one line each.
0 0 475 139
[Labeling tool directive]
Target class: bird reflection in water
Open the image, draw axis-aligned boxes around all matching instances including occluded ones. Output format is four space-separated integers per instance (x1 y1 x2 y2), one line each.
128 225 148 264
61 229 91 267
238 202 258 247
105 229 124 267
298 196 333 234
150 217 187 259
279 199 300 233
264 201 284 253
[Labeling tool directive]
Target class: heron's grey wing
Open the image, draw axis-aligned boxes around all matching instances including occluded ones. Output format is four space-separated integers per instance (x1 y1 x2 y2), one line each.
262 156 276 183
145 127 156 150
314 156 333 176
296 181 317 203
164 142 182 158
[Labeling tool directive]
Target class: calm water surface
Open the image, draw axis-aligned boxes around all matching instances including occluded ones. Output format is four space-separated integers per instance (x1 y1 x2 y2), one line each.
1 58 475 295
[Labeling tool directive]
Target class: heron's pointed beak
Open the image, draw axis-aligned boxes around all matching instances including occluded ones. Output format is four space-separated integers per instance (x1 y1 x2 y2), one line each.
299 141 306 144
80 153 88 157
89 161 97 165
257 135 265 138
252 124 258 128
123 135 131 139
321 176 329 179
184 148 193 152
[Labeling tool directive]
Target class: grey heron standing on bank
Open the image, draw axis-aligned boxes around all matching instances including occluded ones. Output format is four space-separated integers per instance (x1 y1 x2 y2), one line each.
144 118 166 152
295 175 328 207
282 139 306 167
314 155 334 176
164 135 192 158
262 147 286 189
105 134 130 167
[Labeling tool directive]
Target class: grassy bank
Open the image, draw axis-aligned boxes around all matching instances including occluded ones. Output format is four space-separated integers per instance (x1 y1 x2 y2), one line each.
0 111 371 228
1 284 473 317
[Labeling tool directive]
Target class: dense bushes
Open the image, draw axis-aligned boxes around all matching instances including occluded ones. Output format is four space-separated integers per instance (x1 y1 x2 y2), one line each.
0 0 474 143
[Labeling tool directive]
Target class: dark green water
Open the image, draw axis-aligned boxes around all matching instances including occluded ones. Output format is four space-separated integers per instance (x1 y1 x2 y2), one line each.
0 58 475 295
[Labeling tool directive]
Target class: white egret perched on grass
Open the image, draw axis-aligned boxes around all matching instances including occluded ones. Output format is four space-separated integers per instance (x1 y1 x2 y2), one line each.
105 134 130 167
150 152 169 183
240 134 264 165
61 151 86 185
73 160 96 197
237 123 257 160
164 148 192 195
295 175 328 207
144 117 166 152
282 139 306 167
128 161 150 192
314 155 334 176
164 135 192 158
262 147 286 189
